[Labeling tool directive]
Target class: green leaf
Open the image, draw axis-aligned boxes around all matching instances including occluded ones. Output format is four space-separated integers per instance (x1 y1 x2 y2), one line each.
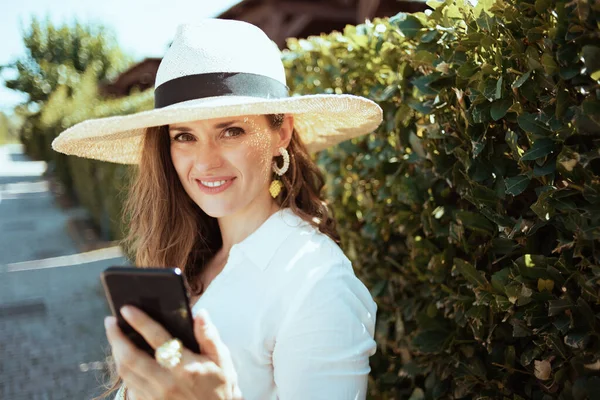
521 138 555 161
511 318 533 337
391 13 423 39
559 65 580 80
535 0 552 13
505 175 530 196
406 98 434 114
370 279 387 297
556 88 570 119
408 388 425 400
582 46 600 78
520 345 543 366
482 78 501 101
457 62 478 78
413 50 436 64
582 99 600 125
552 315 570 334
533 159 557 176
420 30 438 43
546 335 569 359
412 73 442 96
526 46 543 70
454 258 489 288
564 332 590 349
548 299 571 316
518 113 552 135
491 98 512 121
471 139 486 159
531 190 556 220
471 103 491 124
455 210 495 234
512 70 531 89
583 183 600 204
412 330 449 353
495 76 503 99
491 238 519 255
505 129 524 159
576 297 596 329
494 295 512 312
542 53 558 75
491 267 511 293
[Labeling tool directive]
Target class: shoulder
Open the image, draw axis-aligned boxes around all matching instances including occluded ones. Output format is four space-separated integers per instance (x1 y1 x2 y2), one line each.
268 210 376 318
270 209 350 273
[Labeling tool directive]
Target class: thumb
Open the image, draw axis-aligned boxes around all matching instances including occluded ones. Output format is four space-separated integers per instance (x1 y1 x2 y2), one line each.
194 308 241 397
194 308 225 366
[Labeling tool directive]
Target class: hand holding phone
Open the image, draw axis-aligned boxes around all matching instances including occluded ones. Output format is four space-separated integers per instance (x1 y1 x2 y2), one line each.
101 266 200 356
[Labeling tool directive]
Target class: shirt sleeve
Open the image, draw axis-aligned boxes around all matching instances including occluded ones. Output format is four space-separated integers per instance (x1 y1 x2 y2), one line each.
272 260 377 400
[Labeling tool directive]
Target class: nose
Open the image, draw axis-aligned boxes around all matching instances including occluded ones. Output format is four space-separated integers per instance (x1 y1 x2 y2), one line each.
192 141 224 173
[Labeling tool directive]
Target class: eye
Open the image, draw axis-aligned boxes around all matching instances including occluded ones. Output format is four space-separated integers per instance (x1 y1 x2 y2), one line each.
222 127 245 138
172 132 195 142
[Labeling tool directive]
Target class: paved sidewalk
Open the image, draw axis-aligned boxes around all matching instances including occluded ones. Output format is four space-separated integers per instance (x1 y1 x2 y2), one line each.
0 144 128 400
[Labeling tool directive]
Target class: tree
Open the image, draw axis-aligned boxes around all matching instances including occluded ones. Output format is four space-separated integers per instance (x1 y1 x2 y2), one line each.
0 112 11 145
3 15 131 107
1 15 132 160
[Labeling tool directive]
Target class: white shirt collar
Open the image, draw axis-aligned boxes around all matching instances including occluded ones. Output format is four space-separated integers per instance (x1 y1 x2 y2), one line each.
230 208 308 271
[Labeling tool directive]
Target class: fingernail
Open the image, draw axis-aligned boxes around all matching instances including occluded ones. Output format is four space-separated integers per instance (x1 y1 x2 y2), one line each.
197 308 210 325
120 306 132 319
104 316 115 329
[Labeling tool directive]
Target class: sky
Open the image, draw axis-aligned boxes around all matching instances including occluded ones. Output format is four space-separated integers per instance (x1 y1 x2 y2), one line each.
0 0 242 113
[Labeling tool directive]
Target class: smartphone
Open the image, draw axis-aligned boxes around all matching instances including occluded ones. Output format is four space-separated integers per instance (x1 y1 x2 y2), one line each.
101 266 200 356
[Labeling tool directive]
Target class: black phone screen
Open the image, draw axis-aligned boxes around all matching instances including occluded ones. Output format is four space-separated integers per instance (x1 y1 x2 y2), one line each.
101 266 200 356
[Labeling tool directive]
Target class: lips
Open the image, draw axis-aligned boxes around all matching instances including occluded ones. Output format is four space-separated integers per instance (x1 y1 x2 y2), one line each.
195 177 236 195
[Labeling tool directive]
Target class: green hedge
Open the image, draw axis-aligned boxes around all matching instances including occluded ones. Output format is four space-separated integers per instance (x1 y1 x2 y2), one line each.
39 68 152 240
283 0 599 398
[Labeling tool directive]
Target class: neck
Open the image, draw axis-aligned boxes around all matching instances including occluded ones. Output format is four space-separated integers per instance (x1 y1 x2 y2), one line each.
217 192 280 255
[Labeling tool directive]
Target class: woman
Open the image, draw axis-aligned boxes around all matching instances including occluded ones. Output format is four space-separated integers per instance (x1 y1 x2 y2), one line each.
53 19 382 400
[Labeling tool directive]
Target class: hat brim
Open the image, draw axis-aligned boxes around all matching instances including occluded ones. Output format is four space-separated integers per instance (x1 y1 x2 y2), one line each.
51 94 383 164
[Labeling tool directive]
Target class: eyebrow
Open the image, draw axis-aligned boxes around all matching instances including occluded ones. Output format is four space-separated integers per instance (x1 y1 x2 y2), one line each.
169 120 241 133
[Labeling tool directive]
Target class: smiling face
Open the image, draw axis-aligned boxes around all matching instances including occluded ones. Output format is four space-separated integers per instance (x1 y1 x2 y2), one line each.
168 115 291 219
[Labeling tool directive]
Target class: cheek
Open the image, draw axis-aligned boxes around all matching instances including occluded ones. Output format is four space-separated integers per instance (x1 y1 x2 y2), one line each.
170 148 191 181
240 134 273 182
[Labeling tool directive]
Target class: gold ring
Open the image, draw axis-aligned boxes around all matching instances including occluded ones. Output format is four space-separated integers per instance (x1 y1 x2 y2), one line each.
155 338 183 368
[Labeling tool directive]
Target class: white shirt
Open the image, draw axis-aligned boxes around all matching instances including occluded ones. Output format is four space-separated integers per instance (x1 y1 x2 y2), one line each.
117 208 377 399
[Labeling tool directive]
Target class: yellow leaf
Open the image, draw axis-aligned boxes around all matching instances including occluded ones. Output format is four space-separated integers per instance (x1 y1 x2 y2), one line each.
525 254 535 267
560 158 578 171
534 360 552 380
537 278 555 292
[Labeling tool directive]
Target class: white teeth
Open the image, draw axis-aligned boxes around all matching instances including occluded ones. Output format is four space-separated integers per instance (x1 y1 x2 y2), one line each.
200 180 228 188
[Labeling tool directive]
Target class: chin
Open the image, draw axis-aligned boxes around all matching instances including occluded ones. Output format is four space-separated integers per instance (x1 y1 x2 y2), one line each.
196 201 240 219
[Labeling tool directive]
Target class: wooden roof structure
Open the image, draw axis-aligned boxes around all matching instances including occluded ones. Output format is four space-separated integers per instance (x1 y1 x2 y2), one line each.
219 0 428 48
99 57 161 98
101 0 428 98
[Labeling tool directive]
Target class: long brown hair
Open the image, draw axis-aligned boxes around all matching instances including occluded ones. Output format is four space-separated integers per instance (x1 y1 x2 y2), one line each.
96 114 339 398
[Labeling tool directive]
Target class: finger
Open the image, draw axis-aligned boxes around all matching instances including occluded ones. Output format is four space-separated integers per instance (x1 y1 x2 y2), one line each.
105 317 157 398
107 317 199 399
120 306 201 368
193 308 229 367
105 316 170 389
193 309 240 395
120 305 173 350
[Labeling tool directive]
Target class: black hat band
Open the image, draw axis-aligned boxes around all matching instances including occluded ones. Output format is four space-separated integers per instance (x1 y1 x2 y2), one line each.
154 72 290 108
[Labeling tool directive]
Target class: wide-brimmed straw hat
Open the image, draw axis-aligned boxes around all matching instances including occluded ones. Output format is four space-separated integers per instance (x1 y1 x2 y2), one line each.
51 19 383 164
